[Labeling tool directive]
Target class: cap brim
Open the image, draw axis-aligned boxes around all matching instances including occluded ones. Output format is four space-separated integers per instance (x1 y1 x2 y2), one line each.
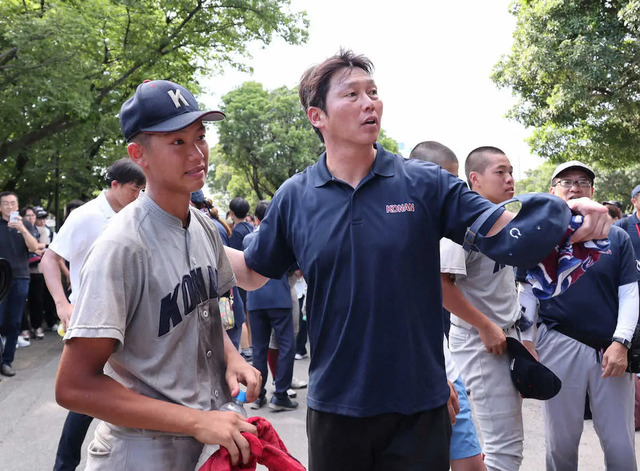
141 110 225 134
551 165 595 182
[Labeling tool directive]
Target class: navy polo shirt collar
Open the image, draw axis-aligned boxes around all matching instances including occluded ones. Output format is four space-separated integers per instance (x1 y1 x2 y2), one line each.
311 143 395 187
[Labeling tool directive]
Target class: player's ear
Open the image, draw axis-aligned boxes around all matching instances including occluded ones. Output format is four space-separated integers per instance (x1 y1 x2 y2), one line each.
468 171 479 189
128 141 148 169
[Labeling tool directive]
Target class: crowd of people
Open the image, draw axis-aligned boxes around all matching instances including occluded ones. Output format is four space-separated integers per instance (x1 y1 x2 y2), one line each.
0 49 636 471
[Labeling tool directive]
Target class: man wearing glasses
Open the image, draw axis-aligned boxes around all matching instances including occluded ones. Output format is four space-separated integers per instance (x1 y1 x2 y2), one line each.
521 161 638 470
0 191 39 377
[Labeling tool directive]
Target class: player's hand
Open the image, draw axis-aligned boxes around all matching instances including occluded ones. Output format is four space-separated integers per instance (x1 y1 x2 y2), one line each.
478 321 507 355
522 340 539 361
193 410 257 466
225 352 262 403
602 341 628 378
566 198 611 243
447 380 460 425
55 300 74 331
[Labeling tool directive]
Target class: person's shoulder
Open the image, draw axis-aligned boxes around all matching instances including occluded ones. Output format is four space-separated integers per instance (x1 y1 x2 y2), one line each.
610 223 631 243
243 230 258 249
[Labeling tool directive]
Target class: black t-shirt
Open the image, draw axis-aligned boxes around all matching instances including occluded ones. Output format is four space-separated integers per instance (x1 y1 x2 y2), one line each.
0 217 35 279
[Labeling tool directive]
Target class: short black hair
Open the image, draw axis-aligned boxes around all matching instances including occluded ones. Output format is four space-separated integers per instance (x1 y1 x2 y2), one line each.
105 158 146 187
0 191 17 201
229 197 250 219
254 200 270 222
409 141 458 166
20 206 35 217
65 199 84 215
465 146 506 184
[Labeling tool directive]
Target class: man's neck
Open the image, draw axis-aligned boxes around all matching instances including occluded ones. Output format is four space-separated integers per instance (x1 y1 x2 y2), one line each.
104 189 123 213
325 141 377 189
635 209 640 220
144 186 190 226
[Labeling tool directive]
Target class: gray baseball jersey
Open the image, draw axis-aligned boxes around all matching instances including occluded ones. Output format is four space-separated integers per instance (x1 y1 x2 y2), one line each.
67 191 236 419
440 240 519 330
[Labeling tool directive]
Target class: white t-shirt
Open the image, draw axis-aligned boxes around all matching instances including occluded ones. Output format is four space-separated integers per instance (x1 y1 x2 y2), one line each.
440 238 519 330
48 190 116 303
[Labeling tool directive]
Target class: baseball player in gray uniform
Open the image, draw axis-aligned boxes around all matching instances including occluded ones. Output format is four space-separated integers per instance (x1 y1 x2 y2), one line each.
55 80 262 470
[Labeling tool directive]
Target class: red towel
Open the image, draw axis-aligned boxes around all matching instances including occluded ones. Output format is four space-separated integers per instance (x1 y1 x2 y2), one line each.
199 416 306 471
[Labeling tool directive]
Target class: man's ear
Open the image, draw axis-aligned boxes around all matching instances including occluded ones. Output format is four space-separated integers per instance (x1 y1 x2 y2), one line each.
128 142 147 169
468 171 479 189
307 106 324 129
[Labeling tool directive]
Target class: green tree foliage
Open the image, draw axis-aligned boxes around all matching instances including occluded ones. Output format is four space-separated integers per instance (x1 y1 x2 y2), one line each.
378 129 399 154
493 0 640 167
516 161 640 213
0 0 307 216
215 81 324 200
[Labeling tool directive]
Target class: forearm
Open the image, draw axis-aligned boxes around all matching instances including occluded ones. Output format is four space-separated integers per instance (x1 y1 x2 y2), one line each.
223 246 268 291
614 282 639 341
41 251 70 305
441 274 492 329
56 340 202 436
21 228 39 252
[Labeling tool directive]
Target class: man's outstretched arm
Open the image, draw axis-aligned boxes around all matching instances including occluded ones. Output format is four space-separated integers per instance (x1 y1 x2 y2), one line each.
224 246 269 291
487 197 610 243
41 249 74 329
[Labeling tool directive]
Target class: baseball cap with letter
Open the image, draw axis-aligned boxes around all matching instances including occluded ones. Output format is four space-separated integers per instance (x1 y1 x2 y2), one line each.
119 80 225 141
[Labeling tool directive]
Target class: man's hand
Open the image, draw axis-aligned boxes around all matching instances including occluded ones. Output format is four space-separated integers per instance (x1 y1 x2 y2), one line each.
566 198 611 243
478 321 507 355
447 381 460 425
56 300 74 330
225 352 262 403
602 342 628 378
193 410 257 466
522 340 539 361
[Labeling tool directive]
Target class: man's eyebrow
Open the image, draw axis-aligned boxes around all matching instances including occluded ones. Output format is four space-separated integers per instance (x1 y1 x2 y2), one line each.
337 78 377 89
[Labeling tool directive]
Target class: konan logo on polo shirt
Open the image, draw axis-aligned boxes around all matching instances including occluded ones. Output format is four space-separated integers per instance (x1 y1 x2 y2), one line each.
386 202 415 214
158 265 219 336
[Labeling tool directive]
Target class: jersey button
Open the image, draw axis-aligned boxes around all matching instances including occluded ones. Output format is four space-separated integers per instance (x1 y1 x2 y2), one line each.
206 350 212 358
214 390 219 398
202 310 209 318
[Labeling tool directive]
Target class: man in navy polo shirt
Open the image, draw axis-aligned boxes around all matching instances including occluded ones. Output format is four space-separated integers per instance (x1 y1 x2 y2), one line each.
522 161 638 471
225 51 613 471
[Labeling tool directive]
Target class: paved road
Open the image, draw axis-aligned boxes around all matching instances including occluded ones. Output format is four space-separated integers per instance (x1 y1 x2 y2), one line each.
1 333 638 470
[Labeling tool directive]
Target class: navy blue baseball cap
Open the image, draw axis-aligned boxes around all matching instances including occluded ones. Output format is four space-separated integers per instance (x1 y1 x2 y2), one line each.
463 193 572 269
119 80 225 141
190 190 205 204
507 337 562 400
632 185 640 199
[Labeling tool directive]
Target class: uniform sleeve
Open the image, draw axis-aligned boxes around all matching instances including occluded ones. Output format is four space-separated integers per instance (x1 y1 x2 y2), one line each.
215 230 236 297
433 166 494 245
244 187 296 279
439 238 467 276
66 235 145 350
618 229 640 286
